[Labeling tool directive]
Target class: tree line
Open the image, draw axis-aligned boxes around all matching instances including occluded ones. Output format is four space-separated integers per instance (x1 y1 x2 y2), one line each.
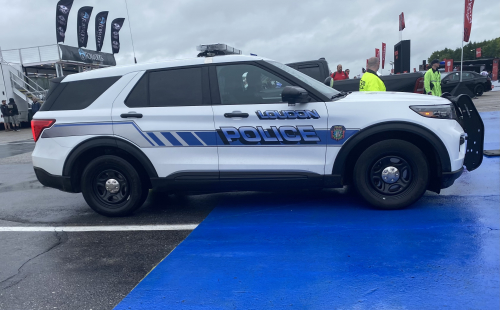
428 37 500 63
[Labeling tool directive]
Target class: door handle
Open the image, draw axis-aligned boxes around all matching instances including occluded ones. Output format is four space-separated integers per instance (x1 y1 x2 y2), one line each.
224 112 249 118
121 113 143 119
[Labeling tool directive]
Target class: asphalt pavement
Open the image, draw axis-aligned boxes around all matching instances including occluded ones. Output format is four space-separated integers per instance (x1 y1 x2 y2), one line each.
0 108 498 309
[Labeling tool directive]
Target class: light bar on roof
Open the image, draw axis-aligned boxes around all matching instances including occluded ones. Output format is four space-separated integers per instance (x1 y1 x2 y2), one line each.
196 43 242 55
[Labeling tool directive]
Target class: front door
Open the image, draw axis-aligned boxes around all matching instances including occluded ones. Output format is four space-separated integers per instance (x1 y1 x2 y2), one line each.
111 66 218 183
211 63 328 184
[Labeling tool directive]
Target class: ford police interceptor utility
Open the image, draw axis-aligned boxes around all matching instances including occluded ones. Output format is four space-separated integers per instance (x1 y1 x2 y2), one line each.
31 44 484 216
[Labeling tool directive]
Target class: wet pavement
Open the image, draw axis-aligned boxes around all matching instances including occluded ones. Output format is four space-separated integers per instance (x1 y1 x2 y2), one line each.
0 112 498 310
0 141 35 159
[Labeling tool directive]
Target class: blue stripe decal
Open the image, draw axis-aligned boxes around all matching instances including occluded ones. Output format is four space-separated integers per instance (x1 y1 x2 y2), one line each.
115 122 155 147
176 132 203 146
161 132 183 146
195 131 218 146
147 133 164 146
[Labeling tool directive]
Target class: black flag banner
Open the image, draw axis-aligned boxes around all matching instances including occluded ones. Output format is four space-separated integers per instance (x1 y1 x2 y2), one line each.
111 18 125 54
95 11 109 52
77 6 93 48
56 0 74 43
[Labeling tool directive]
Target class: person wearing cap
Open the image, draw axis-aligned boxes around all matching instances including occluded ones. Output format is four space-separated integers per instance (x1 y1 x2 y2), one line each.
424 59 442 96
359 57 386 92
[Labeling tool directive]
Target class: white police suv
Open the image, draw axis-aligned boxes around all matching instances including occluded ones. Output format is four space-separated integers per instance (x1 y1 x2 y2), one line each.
31 47 484 216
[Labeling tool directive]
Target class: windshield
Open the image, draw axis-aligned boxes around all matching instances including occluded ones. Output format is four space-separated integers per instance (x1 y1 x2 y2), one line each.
266 60 340 99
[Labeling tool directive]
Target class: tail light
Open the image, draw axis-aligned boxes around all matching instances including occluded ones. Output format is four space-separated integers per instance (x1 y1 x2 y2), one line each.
31 119 56 142
414 77 425 94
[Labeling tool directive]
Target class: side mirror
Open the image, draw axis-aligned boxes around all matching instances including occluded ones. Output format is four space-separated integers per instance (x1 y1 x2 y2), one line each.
281 86 309 105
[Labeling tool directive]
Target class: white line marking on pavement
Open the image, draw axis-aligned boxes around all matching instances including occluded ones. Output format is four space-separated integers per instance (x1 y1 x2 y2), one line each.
0 224 199 232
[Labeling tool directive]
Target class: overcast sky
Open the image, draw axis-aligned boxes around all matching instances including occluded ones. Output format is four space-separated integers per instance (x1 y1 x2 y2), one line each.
0 0 498 76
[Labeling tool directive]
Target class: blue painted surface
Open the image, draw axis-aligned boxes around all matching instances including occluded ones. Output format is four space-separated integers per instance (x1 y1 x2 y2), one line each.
115 112 500 310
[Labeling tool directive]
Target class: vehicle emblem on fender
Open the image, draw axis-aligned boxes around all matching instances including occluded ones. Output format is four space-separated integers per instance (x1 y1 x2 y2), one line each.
331 125 346 141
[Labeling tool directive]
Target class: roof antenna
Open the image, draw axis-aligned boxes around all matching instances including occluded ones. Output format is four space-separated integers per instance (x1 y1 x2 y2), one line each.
124 0 137 64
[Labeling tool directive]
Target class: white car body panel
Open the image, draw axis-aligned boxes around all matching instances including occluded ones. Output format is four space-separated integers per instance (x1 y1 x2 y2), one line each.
32 55 465 191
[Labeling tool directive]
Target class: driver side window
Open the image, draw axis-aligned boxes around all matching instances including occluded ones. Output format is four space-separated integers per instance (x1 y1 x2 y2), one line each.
216 64 291 105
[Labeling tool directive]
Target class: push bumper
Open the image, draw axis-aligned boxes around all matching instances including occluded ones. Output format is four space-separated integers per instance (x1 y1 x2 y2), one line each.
34 167 77 193
441 167 464 189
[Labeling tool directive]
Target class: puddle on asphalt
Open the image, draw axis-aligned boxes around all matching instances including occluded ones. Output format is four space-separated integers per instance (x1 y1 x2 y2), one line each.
0 143 35 159
0 180 44 193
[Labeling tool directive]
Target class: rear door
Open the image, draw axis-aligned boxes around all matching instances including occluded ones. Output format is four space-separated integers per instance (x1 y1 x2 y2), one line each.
210 63 328 184
111 66 218 182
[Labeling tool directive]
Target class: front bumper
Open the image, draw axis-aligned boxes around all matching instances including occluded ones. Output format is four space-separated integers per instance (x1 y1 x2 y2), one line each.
441 167 464 189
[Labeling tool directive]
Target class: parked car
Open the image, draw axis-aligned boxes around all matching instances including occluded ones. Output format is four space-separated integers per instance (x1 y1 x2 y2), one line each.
32 50 483 216
287 59 425 94
441 71 491 96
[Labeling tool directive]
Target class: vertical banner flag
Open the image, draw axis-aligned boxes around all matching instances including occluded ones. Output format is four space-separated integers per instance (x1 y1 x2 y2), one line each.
492 59 499 81
463 0 475 42
95 11 109 52
77 6 93 48
111 18 125 54
476 47 481 58
382 43 386 69
56 0 74 43
399 12 405 31
445 59 454 72
375 48 380 59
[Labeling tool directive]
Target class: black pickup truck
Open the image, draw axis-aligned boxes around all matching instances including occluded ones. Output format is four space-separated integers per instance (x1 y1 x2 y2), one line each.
287 59 425 93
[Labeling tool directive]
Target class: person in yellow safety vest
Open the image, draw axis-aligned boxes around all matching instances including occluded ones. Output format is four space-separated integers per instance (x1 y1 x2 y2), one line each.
424 59 442 96
359 57 386 91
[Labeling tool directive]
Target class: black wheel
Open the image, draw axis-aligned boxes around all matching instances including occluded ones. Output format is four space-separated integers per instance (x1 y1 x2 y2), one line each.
81 155 149 217
353 140 429 210
474 84 484 97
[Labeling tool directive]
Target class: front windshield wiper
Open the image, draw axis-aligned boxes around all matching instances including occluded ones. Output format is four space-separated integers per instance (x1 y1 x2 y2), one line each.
331 91 348 100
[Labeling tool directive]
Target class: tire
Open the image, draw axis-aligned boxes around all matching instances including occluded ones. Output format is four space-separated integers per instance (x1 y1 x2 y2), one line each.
474 84 484 97
81 155 149 217
353 140 429 210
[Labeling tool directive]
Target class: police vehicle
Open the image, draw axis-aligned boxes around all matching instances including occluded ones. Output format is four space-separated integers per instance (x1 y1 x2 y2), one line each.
31 44 484 216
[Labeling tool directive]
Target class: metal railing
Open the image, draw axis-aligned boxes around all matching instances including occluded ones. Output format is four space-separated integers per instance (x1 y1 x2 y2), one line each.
2 58 50 102
10 72 48 102
0 44 60 65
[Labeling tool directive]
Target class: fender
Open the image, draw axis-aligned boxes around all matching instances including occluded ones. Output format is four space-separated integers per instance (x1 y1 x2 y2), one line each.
332 121 452 178
62 136 158 178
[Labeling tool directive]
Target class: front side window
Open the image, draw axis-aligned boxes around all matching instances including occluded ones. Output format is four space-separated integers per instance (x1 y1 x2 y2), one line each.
216 64 291 105
266 60 340 99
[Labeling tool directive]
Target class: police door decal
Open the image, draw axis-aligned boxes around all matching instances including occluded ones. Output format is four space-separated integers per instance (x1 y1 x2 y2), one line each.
217 110 326 146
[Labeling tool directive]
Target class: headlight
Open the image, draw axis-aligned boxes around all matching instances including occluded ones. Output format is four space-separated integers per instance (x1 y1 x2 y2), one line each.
410 104 457 119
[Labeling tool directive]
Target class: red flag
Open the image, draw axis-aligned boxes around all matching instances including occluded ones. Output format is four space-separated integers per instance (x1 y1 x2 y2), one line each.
476 48 481 58
399 12 405 31
382 43 386 69
492 59 499 81
463 0 475 42
375 48 380 60
445 59 454 72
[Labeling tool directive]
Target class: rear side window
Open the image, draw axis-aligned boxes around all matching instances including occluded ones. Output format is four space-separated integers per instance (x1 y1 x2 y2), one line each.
149 67 203 107
41 76 120 111
125 74 149 108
